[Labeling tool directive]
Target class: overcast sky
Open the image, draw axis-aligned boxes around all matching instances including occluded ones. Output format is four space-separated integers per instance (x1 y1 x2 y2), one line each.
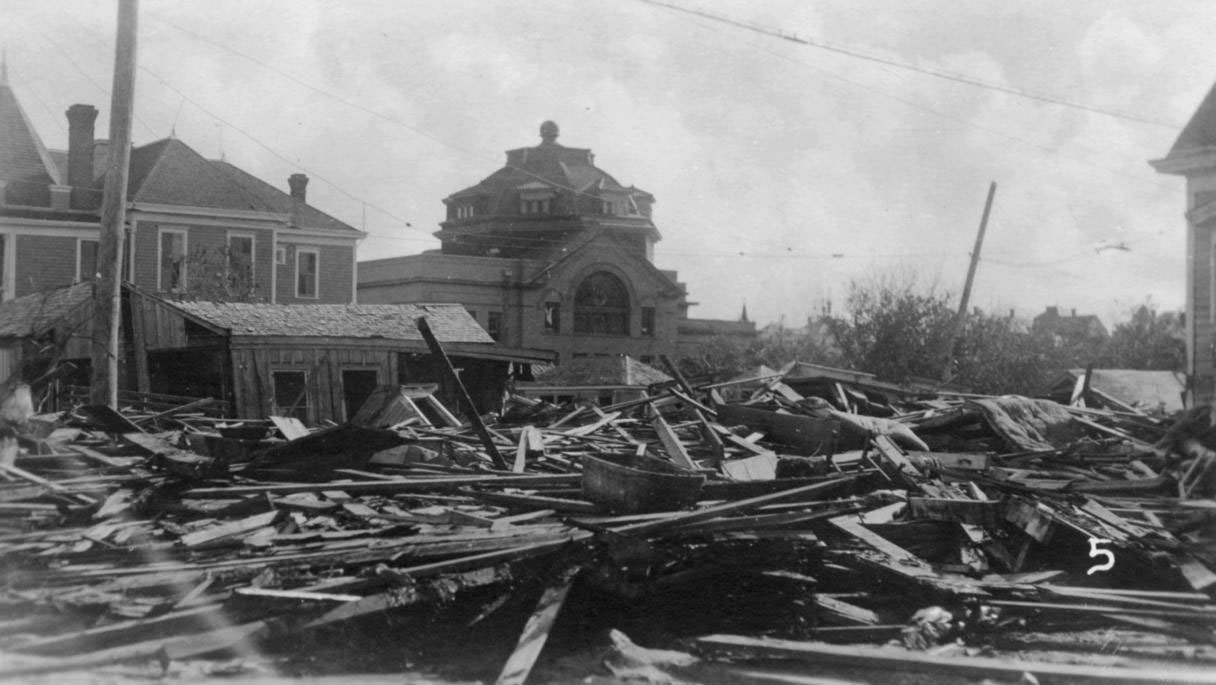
3 1 1213 326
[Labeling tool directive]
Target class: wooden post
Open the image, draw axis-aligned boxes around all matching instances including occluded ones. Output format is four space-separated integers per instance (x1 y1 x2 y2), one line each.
941 181 996 382
129 289 150 395
89 0 138 407
415 317 508 469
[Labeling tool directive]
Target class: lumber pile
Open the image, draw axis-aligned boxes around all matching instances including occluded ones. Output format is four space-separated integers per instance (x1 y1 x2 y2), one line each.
0 368 1213 683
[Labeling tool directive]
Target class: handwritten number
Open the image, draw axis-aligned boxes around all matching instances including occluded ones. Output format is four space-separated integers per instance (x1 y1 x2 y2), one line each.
1087 537 1115 575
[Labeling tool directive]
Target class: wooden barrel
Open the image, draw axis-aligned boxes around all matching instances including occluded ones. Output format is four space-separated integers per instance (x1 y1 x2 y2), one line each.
581 453 705 513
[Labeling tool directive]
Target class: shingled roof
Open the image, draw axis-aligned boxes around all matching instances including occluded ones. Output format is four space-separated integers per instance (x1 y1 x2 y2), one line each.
123 138 267 210
0 282 92 338
211 161 359 233
170 301 493 343
0 79 60 185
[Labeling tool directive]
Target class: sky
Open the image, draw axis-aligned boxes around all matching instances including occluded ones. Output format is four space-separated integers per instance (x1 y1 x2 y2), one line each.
2 0 1213 327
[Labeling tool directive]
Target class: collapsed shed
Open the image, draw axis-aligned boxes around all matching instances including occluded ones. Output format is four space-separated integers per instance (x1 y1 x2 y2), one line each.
0 283 554 421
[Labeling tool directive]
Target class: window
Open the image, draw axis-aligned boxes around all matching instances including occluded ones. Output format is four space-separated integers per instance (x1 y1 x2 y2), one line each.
272 370 309 421
602 200 613 215
275 246 287 266
0 235 6 301
641 306 656 337
543 302 561 333
158 228 188 292
455 204 474 219
520 198 550 214
296 248 318 298
228 233 255 289
77 239 99 282
487 311 503 341
574 271 630 335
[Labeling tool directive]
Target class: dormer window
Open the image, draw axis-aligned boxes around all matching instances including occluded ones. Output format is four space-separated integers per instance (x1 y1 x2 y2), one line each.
455 204 475 219
517 182 556 216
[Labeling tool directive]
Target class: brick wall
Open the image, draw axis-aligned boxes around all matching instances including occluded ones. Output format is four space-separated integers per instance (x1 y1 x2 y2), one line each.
15 234 77 296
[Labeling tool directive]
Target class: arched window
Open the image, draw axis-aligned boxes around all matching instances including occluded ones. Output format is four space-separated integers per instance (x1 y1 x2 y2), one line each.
574 271 630 335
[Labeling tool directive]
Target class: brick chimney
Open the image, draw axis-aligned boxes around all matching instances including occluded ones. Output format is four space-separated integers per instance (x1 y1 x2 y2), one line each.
66 104 98 187
1045 306 1059 318
288 173 308 201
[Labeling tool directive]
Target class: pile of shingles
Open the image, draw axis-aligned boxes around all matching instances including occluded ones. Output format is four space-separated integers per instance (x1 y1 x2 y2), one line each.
0 370 1213 684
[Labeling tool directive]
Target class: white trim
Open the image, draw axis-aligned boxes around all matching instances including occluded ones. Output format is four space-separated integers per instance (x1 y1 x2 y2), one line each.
350 247 358 304
157 226 189 293
131 202 289 223
271 245 285 305
75 237 99 282
0 220 99 237
227 230 257 290
131 210 280 230
295 247 320 299
275 232 362 246
275 246 287 265
0 233 12 302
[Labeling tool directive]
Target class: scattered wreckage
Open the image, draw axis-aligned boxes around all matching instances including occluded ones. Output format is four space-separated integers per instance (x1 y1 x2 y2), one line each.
0 352 1213 684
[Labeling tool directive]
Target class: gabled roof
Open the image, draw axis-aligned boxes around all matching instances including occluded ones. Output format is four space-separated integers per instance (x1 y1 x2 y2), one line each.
124 138 268 211
531 355 671 387
0 282 93 338
169 301 493 343
1168 81 1216 156
210 161 360 234
0 82 60 185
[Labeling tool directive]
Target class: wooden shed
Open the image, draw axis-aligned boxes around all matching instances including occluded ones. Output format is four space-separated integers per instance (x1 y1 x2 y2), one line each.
0 284 554 423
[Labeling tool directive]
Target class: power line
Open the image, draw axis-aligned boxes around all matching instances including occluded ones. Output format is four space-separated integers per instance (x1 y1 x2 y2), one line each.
636 0 1181 130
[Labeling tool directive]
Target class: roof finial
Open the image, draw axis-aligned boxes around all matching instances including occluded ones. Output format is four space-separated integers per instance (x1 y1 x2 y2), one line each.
539 120 559 144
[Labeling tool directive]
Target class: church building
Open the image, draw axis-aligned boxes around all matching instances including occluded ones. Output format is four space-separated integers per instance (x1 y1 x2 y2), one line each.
357 121 755 365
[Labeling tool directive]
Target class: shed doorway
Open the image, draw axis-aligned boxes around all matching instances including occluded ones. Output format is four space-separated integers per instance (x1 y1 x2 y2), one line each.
341 369 380 421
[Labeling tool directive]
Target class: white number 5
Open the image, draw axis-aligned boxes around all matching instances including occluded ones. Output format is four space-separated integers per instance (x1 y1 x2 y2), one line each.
1087 537 1115 575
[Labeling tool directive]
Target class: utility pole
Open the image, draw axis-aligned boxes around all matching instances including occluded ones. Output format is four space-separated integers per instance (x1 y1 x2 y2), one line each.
941 181 997 383
90 0 138 406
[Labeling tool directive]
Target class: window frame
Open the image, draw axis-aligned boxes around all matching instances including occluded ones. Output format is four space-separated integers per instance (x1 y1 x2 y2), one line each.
487 311 503 341
275 246 287 266
543 302 561 333
227 231 256 288
76 238 99 282
271 369 309 421
295 247 320 299
157 227 189 293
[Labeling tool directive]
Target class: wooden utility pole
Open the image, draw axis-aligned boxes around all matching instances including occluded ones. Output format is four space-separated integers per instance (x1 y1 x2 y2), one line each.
90 0 138 406
940 181 997 382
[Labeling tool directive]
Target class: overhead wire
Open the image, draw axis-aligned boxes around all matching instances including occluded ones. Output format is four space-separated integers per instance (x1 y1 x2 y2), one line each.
635 0 1181 130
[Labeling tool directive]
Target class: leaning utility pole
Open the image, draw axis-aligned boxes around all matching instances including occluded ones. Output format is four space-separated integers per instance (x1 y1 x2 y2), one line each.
940 181 997 383
90 0 138 406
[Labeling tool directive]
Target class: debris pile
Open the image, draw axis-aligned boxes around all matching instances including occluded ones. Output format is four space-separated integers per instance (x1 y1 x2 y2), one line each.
0 365 1214 684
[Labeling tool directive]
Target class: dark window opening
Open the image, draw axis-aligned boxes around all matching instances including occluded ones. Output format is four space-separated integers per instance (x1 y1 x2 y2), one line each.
544 302 560 333
78 239 99 282
228 234 255 289
272 370 309 421
487 311 503 341
641 306 656 337
341 369 379 421
573 271 630 336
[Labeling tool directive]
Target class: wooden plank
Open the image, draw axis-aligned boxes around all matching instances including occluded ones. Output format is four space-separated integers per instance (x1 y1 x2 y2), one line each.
650 410 696 470
415 317 508 469
179 510 281 548
494 565 579 685
182 473 582 498
814 595 880 626
695 634 1216 685
0 464 95 505
269 416 309 440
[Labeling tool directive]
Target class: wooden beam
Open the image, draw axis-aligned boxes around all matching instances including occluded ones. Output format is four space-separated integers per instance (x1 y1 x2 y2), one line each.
695 634 1216 685
494 565 579 685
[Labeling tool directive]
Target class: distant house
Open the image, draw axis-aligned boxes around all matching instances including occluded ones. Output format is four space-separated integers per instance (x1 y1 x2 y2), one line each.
1151 80 1216 404
516 355 671 406
0 283 553 423
0 67 363 306
1031 306 1109 344
357 121 756 365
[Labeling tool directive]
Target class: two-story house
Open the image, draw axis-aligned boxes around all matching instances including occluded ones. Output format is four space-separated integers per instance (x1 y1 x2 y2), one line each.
0 68 362 305
357 121 755 365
